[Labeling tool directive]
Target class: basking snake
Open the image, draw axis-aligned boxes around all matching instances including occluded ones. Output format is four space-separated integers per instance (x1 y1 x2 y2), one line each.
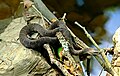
19 20 92 55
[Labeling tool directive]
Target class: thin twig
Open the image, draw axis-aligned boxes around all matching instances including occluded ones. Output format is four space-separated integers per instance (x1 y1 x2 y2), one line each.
56 32 77 67
99 68 104 76
56 32 84 76
75 22 100 50
75 21 118 76
43 44 72 76
61 13 66 21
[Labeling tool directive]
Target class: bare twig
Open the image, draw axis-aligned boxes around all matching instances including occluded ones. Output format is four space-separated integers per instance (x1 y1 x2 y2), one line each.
98 68 104 76
61 13 67 21
56 32 76 66
56 32 84 76
43 44 72 76
75 21 118 76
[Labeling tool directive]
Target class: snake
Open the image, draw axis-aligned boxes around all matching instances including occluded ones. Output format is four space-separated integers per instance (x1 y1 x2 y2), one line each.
19 20 93 55
19 21 60 49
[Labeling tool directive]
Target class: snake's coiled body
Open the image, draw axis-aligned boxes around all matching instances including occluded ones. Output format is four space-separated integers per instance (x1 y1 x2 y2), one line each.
19 21 61 49
19 20 86 55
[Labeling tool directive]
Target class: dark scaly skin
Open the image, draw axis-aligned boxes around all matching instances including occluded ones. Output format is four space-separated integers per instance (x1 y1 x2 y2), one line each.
56 21 96 56
49 20 90 55
19 21 60 49
19 20 93 55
